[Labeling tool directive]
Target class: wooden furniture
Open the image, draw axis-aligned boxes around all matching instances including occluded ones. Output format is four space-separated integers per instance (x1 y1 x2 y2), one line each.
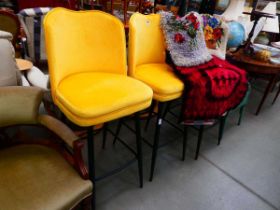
227 50 280 115
16 58 33 71
110 0 142 27
16 58 33 80
83 0 142 23
154 4 179 15
0 10 20 49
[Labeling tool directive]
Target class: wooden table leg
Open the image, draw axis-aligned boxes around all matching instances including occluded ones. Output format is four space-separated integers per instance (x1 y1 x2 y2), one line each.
272 83 280 104
255 74 277 115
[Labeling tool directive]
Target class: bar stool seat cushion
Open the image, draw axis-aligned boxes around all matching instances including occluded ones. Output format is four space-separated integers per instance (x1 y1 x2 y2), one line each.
134 63 183 102
55 72 153 126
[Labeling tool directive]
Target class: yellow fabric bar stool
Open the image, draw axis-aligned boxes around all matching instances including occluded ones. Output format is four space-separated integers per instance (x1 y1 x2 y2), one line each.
44 8 153 208
128 13 184 181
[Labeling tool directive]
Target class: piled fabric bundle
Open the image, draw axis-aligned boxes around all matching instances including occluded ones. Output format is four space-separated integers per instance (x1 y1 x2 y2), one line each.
159 11 248 123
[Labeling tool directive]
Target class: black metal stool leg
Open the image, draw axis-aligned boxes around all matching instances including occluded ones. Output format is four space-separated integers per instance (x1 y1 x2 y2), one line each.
87 127 95 209
218 115 227 145
113 119 123 145
182 126 188 161
145 100 156 131
195 125 204 160
102 123 107 149
162 101 171 119
237 107 244 126
134 113 143 188
149 102 164 181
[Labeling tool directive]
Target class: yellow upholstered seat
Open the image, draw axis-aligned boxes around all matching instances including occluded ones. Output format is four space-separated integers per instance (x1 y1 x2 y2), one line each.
44 8 152 127
56 72 152 126
128 13 184 181
128 13 184 102
135 64 183 101
0 145 92 210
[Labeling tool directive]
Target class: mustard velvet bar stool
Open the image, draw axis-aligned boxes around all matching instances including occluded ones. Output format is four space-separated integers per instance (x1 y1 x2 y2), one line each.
128 13 184 181
44 8 153 207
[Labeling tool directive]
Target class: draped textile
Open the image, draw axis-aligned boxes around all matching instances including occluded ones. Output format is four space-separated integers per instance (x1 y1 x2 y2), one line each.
174 56 248 123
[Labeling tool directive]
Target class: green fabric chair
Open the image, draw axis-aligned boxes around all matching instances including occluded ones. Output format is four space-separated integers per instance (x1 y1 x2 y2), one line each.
218 83 251 145
0 86 93 210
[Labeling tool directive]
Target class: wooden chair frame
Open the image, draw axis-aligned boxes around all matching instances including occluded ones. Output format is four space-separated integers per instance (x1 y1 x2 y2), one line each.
0 10 21 48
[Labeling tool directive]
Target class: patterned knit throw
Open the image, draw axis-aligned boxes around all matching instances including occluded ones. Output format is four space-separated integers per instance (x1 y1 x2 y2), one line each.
176 56 248 122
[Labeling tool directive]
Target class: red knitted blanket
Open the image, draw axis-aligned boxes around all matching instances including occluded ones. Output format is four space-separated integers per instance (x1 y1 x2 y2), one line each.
175 56 248 123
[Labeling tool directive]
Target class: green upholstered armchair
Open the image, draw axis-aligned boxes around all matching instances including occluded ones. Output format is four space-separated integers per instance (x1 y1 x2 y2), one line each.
0 86 93 210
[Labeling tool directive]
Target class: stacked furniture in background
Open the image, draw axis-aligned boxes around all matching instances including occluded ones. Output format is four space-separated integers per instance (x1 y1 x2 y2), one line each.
18 7 52 66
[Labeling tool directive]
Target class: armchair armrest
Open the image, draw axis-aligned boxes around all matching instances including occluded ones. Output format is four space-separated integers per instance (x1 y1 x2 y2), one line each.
37 114 89 179
0 87 43 127
38 114 78 148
